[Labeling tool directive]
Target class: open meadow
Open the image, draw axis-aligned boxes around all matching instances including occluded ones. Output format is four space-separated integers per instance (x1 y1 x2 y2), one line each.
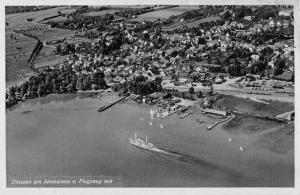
82 10 117 16
162 16 221 31
130 6 194 22
5 7 72 27
107 5 152 9
5 6 79 82
5 29 36 83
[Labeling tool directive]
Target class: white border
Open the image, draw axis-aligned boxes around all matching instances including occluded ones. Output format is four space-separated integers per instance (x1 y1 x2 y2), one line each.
1 0 299 194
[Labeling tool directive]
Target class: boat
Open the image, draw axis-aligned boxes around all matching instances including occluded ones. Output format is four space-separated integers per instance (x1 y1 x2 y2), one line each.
196 119 204 124
129 133 180 157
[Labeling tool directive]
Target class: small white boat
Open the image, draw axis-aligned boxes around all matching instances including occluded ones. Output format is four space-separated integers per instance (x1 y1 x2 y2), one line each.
228 138 232 142
150 109 154 115
239 147 244 152
149 122 153 126
160 124 164 129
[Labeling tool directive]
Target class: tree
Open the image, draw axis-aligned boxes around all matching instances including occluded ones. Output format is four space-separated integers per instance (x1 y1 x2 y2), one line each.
82 78 90 90
189 87 194 95
61 42 69 54
222 11 232 21
76 76 83 90
250 61 267 74
228 64 241 76
254 6 279 21
273 67 283 76
67 43 76 53
273 58 285 76
197 91 203 98
234 6 253 20
56 44 62 54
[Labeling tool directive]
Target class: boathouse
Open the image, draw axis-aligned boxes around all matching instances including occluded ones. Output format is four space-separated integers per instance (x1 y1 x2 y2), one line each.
202 108 227 117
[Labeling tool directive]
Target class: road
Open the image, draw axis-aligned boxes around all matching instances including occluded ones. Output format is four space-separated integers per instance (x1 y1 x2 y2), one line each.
162 78 294 103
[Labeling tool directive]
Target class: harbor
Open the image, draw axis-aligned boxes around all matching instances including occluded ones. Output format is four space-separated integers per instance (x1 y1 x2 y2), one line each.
6 93 294 187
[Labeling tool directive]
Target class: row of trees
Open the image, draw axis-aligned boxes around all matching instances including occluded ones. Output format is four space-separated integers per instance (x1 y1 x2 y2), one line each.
7 66 108 102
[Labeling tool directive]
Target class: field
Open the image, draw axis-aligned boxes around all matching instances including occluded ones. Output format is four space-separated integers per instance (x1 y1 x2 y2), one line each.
59 8 77 14
107 5 152 9
163 5 199 12
5 7 77 83
33 34 90 69
82 10 117 16
34 54 67 69
130 5 200 22
130 7 191 22
34 44 66 69
23 27 74 42
5 30 36 82
162 16 221 31
6 7 71 28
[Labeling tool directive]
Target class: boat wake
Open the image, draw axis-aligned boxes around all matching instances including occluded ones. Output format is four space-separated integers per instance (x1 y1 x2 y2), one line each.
129 134 248 183
135 143 249 183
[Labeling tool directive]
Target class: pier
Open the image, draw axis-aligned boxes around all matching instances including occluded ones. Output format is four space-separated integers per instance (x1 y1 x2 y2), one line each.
207 115 235 130
97 96 126 112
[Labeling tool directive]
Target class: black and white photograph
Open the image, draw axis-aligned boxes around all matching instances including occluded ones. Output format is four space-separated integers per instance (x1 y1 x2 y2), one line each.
3 0 299 193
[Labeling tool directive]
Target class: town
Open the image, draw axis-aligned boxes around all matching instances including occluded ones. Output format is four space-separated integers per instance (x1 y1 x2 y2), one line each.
6 5 294 112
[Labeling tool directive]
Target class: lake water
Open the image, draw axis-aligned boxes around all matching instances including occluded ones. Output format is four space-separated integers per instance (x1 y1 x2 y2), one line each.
6 93 294 187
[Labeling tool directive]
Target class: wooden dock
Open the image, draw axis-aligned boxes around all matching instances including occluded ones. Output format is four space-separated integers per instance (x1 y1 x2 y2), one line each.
97 96 126 112
207 115 235 130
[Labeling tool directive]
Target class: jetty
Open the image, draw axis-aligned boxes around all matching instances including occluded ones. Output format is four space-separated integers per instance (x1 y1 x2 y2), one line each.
207 115 235 130
97 96 126 112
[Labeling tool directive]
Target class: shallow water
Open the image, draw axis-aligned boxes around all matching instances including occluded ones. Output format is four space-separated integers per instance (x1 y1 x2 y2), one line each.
6 93 294 187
